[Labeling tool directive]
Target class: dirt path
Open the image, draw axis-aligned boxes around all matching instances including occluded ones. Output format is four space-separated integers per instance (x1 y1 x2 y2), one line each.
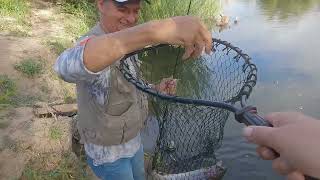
0 0 75 105
0 1 93 179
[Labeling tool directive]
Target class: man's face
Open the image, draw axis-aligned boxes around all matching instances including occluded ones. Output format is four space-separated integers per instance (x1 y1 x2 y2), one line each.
98 0 141 33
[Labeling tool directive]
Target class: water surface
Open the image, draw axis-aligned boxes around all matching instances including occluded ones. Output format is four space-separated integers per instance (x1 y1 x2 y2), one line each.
215 0 320 179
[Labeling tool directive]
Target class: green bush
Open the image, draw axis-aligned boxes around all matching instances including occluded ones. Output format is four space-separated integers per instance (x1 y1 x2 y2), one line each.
0 0 29 19
49 126 63 140
0 75 16 104
0 0 31 33
139 0 220 25
14 58 44 78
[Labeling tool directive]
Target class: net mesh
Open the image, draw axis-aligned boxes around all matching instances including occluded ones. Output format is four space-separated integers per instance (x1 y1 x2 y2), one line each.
119 39 257 179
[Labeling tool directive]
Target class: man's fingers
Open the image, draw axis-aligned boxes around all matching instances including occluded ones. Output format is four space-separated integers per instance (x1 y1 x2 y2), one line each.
264 112 308 127
287 171 305 180
272 157 295 175
205 38 213 55
198 22 212 54
243 126 277 148
191 41 205 59
256 146 278 160
182 45 195 60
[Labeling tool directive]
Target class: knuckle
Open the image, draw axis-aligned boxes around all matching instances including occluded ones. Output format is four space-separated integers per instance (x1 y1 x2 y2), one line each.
272 160 287 175
276 158 292 172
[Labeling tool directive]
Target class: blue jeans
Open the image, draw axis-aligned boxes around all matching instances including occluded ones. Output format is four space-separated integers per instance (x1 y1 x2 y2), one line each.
87 146 145 180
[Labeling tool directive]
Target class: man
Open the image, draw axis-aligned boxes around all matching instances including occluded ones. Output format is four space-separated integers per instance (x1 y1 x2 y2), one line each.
54 0 212 179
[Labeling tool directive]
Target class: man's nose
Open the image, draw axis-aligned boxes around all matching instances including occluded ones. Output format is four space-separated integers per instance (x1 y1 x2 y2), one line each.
126 13 137 24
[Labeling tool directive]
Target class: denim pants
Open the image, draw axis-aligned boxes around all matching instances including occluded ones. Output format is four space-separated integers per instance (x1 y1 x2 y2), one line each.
87 146 145 180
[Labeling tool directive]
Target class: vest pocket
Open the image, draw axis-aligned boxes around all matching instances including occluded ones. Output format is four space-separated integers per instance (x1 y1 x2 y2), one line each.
105 70 134 116
105 101 133 116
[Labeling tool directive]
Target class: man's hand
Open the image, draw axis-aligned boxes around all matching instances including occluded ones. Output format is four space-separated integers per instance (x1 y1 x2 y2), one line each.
243 112 320 179
155 16 213 60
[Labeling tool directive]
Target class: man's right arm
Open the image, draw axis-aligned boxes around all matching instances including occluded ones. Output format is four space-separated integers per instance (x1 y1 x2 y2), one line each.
55 16 212 83
84 16 212 73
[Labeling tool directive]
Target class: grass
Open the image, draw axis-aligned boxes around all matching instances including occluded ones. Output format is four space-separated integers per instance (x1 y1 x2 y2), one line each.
57 0 98 39
64 96 75 104
0 110 11 129
14 58 44 78
12 95 40 107
62 88 76 104
21 153 89 180
0 135 18 152
0 75 16 105
139 0 221 27
43 63 76 104
46 38 72 55
7 29 30 37
0 121 10 129
0 0 31 35
52 0 220 42
0 0 29 18
42 0 97 61
49 126 63 140
0 106 15 129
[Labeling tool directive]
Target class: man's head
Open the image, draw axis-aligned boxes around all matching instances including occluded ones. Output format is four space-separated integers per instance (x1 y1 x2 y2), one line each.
97 0 145 33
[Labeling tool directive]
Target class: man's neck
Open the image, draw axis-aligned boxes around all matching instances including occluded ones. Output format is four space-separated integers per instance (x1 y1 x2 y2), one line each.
99 21 109 34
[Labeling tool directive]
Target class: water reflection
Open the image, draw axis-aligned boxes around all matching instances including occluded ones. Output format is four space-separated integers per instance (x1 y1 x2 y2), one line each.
215 0 320 179
259 0 320 21
140 0 320 179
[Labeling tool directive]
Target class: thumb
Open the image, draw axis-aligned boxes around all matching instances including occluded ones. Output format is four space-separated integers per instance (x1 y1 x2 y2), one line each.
243 126 276 148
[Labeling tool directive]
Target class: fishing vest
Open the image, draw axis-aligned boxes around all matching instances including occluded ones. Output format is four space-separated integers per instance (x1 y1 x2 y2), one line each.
76 24 148 146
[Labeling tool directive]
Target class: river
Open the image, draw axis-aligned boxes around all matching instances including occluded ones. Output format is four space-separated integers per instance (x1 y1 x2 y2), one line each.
214 0 320 179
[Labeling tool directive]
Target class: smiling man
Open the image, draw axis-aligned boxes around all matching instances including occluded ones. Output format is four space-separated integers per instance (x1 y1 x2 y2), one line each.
54 0 212 179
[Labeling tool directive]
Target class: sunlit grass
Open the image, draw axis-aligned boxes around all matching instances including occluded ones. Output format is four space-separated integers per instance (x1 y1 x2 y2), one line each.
21 153 89 180
49 126 63 140
139 0 221 27
56 0 220 40
0 0 29 20
57 0 98 39
0 0 31 35
14 58 44 78
0 75 16 105
46 38 72 55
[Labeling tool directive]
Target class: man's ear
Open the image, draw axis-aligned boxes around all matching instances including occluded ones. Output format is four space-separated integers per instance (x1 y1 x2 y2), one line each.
97 0 106 15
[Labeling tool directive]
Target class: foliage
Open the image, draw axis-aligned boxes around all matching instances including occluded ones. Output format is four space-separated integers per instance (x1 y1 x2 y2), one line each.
14 58 44 78
21 153 89 180
0 0 31 34
49 126 63 140
139 0 220 26
47 39 72 55
0 75 16 105
57 0 98 39
0 0 29 20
